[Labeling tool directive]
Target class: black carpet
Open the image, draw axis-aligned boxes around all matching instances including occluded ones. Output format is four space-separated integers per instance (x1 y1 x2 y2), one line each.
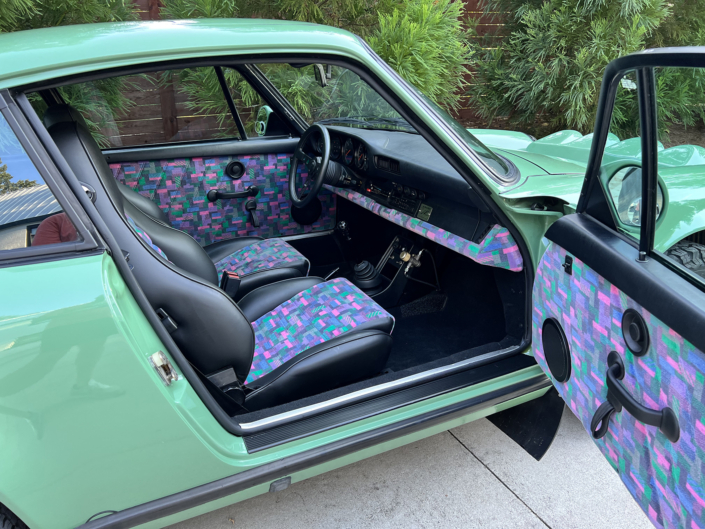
384 253 507 372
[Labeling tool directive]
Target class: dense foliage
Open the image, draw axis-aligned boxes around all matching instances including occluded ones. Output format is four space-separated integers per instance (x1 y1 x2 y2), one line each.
161 0 472 127
467 0 705 138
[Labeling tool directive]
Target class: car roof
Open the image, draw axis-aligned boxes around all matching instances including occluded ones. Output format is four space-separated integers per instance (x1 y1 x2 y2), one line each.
0 19 367 90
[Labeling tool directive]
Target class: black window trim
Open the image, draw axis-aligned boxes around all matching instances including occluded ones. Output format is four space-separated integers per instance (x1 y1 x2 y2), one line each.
0 90 100 266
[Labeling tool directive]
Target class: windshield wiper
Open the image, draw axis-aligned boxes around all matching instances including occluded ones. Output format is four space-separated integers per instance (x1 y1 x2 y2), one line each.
316 116 418 133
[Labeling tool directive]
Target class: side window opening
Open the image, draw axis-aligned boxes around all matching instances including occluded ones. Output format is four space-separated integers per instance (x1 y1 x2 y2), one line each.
28 66 278 149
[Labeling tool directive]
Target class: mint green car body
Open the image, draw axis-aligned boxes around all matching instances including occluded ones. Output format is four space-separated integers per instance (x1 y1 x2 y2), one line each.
0 19 701 529
0 20 551 529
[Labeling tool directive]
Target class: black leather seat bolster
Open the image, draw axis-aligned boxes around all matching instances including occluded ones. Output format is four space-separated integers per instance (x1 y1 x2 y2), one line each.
118 182 169 225
204 237 264 262
244 330 393 410
238 277 325 321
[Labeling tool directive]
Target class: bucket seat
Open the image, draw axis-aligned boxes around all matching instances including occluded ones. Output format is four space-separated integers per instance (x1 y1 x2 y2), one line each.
45 104 394 410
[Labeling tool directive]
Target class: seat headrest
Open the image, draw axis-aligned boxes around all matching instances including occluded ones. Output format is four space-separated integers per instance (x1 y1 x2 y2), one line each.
43 104 91 132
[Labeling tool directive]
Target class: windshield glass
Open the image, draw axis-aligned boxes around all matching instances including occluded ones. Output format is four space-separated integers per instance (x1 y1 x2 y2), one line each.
256 63 416 133
257 62 511 179
408 87 511 178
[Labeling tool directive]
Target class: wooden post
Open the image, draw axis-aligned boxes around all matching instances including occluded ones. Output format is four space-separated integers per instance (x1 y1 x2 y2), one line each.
139 0 180 141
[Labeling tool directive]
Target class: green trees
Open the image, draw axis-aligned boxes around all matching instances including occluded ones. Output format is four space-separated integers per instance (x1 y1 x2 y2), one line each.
0 0 137 33
467 0 705 138
0 160 36 195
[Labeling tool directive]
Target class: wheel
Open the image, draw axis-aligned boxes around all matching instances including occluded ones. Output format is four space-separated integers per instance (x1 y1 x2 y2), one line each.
665 240 705 278
0 504 28 529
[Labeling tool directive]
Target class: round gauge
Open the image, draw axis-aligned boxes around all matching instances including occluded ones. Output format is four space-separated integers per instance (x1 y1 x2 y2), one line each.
330 136 342 160
355 143 367 170
343 138 354 165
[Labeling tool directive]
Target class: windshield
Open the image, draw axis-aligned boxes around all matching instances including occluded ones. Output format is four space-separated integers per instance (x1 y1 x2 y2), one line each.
256 63 416 133
257 62 511 179
408 87 511 178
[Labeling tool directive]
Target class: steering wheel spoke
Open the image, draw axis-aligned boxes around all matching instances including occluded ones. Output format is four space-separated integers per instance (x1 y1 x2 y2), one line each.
289 124 331 209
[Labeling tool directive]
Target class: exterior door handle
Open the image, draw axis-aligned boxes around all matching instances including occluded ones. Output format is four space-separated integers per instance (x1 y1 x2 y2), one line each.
591 351 680 442
207 185 259 202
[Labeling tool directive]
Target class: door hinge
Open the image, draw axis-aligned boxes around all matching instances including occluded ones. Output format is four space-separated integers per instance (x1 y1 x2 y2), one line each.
149 351 179 386
562 255 573 275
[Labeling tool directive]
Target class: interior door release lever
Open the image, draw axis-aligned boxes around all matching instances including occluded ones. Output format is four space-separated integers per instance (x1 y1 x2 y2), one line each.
245 200 259 227
207 185 259 202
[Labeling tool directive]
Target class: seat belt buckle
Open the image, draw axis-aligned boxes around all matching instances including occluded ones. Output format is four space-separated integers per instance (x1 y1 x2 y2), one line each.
220 270 241 299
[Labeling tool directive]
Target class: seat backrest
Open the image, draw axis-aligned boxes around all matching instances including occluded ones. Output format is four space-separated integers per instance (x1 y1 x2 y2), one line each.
44 105 255 379
118 182 170 225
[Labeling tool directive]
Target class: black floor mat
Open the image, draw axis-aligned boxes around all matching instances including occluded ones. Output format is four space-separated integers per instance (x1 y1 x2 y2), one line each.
384 255 506 372
399 291 448 317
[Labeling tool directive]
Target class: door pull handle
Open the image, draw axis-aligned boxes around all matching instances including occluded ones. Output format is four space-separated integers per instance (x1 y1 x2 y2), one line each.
207 185 259 202
590 351 680 442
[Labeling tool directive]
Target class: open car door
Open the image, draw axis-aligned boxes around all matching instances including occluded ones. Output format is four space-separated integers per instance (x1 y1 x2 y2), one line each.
532 50 705 528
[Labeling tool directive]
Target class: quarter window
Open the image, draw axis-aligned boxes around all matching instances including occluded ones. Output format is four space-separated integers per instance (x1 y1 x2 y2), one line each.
0 113 79 251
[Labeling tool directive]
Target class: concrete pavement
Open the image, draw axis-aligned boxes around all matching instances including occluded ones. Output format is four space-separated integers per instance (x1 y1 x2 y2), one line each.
168 409 652 529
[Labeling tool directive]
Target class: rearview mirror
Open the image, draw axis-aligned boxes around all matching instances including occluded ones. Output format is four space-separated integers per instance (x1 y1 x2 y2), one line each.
313 64 327 87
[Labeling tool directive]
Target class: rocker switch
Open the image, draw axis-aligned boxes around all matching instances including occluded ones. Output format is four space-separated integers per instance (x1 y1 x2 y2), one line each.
245 200 259 227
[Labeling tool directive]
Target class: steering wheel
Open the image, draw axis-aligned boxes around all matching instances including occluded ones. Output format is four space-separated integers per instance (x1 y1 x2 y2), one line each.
289 124 330 208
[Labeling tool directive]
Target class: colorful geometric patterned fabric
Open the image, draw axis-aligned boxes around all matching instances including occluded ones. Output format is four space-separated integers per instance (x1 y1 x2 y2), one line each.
533 240 705 529
110 153 336 246
325 185 523 272
125 214 169 261
246 277 394 385
214 238 309 281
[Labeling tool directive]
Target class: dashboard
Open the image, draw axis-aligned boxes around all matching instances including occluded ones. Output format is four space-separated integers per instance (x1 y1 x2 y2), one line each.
313 126 496 245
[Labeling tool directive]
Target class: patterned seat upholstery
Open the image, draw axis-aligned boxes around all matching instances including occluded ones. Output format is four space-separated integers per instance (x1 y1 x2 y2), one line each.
246 278 393 384
214 238 309 283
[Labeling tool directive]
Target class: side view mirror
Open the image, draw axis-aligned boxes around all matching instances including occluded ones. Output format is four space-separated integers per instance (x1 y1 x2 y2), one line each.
607 165 664 226
254 105 291 137
254 105 273 137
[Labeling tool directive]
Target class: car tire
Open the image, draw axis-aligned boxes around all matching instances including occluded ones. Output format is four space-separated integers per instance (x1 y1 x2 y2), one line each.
665 241 705 278
0 505 27 529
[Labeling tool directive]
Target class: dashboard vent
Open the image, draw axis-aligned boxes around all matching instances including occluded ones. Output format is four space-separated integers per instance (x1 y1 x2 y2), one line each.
375 156 400 174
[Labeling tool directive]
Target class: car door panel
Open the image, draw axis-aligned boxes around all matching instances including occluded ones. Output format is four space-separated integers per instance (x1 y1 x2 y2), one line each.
533 215 705 528
106 142 336 246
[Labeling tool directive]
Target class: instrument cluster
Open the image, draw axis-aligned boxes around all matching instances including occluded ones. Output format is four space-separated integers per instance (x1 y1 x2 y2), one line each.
315 132 369 171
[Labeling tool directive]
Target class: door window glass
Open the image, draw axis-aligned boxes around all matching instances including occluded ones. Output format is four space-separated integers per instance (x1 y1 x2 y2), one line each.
653 66 705 283
0 113 78 251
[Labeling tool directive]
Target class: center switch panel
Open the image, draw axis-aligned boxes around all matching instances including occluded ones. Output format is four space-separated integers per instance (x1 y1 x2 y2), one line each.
344 176 429 219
